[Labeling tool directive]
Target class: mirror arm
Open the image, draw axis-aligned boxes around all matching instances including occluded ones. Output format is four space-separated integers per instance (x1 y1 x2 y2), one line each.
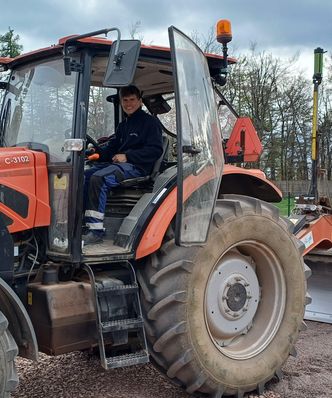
63 27 121 75
114 51 125 67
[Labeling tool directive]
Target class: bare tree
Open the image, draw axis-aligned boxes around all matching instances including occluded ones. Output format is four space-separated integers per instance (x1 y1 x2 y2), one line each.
224 46 313 180
190 26 221 54
128 20 144 42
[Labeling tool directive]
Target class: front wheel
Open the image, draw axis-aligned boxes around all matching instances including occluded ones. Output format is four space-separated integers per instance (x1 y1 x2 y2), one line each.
0 312 19 398
138 195 309 397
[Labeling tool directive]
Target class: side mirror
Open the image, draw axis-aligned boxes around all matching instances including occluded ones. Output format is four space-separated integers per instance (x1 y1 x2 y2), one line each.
103 40 141 87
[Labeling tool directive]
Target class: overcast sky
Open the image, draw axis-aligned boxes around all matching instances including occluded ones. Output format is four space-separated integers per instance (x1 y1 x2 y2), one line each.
1 0 331 78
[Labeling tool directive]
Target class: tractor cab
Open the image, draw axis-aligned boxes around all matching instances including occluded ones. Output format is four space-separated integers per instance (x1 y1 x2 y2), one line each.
0 24 232 264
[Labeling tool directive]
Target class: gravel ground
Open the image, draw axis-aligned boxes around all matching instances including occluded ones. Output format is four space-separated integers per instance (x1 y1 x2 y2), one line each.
12 321 332 398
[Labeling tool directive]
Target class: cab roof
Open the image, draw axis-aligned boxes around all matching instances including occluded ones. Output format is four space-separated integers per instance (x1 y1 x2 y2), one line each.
0 57 12 64
0 34 235 97
0 34 235 70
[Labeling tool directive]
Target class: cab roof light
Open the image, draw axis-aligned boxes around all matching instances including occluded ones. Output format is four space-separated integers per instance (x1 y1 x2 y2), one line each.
216 19 232 44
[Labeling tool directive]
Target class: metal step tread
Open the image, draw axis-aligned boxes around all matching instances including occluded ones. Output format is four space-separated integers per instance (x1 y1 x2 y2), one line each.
96 283 138 295
102 317 144 332
106 350 149 369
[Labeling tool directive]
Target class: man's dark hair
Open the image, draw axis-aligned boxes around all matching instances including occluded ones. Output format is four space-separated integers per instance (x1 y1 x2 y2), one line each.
119 85 141 99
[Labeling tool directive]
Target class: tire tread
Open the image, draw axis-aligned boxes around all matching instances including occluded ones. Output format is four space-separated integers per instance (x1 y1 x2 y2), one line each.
140 195 308 397
0 312 19 395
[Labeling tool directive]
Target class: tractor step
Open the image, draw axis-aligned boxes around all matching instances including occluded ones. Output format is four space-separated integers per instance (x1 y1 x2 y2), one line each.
83 263 149 369
102 317 144 332
106 350 149 369
96 283 138 295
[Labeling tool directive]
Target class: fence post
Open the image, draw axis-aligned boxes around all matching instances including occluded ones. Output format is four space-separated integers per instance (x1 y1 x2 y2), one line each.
287 191 291 216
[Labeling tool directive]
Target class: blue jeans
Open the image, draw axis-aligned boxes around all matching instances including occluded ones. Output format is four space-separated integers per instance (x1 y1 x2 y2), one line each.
84 162 143 232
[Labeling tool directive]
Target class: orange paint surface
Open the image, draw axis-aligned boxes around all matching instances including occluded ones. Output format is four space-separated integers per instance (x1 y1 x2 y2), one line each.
0 148 50 233
135 166 216 259
135 164 281 259
225 117 263 162
296 215 332 255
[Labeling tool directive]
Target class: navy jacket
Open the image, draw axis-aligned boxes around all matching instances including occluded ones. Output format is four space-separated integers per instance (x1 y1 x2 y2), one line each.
99 108 163 175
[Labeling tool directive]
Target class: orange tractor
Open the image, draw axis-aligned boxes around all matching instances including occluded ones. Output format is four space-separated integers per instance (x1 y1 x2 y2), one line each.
0 20 308 397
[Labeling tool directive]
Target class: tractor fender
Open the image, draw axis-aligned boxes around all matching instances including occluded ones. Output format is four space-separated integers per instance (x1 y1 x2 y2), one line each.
219 165 282 202
0 277 38 361
135 165 282 260
135 186 177 259
136 165 218 259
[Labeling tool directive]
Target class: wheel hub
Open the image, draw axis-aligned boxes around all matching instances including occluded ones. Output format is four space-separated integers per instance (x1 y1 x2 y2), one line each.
222 278 248 314
206 251 260 345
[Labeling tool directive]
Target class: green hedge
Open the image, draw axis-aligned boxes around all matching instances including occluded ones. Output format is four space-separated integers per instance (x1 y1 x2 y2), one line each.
273 197 295 217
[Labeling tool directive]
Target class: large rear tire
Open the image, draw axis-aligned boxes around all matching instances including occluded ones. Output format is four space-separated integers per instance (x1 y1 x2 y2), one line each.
0 312 18 398
138 195 309 397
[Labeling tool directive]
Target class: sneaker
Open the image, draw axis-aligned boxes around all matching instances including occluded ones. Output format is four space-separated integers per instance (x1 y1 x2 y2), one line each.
83 231 103 245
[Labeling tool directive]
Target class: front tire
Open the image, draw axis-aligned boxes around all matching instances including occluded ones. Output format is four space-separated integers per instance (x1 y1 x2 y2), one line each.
138 195 308 397
0 312 19 398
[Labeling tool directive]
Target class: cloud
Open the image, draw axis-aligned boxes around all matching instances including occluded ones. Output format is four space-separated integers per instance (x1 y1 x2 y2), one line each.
1 0 331 58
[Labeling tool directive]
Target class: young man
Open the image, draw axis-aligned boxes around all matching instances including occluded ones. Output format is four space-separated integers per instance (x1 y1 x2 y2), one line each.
83 85 163 244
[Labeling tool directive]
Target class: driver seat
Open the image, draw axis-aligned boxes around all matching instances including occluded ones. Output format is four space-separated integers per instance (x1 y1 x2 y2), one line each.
104 135 169 221
118 135 169 188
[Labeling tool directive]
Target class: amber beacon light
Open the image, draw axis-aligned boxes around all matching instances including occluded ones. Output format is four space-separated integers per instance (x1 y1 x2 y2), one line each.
216 19 232 44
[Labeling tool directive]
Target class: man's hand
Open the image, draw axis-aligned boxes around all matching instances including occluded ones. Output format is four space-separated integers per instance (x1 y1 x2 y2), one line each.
112 153 127 163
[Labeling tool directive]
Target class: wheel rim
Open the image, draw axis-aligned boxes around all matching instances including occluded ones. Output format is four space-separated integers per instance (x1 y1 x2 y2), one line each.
205 240 286 360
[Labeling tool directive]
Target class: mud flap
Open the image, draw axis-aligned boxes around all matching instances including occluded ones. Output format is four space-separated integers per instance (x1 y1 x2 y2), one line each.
305 257 332 324
0 213 14 284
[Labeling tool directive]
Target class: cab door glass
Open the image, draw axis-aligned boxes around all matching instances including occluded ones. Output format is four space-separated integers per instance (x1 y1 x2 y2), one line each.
87 86 116 142
169 27 224 245
217 100 237 140
2 57 76 162
0 70 10 106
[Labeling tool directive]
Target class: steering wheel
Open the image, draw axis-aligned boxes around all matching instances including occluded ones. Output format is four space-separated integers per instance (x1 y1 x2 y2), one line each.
86 133 101 151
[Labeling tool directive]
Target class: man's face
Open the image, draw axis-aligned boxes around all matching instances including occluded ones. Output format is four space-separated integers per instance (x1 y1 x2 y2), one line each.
120 94 142 116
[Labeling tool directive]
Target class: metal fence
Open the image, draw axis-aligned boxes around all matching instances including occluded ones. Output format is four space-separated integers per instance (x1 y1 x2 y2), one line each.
272 180 332 198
